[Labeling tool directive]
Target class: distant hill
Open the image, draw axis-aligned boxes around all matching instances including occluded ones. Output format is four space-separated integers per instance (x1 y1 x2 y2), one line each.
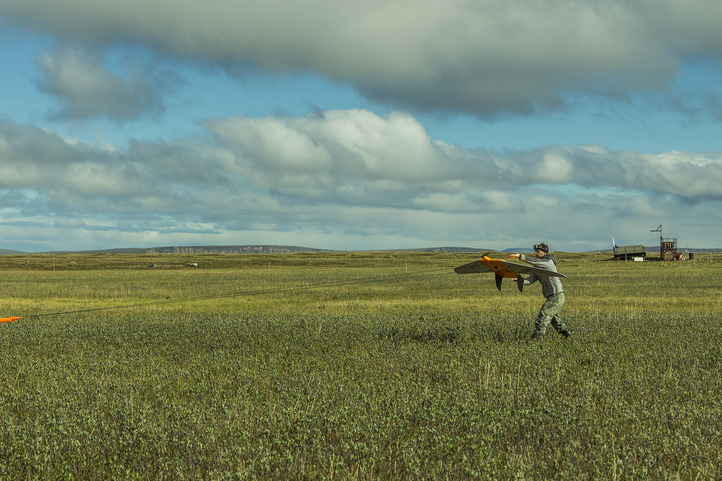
45 245 332 255
604 245 719 254
502 247 535 253
643 245 719 253
2 244 719 255
381 247 492 253
55 245 493 255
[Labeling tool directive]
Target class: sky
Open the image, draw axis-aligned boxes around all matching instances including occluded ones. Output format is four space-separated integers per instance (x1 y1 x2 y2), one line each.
1 0 722 253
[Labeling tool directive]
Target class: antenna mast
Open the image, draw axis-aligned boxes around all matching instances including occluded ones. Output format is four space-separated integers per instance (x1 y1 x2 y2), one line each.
650 223 662 243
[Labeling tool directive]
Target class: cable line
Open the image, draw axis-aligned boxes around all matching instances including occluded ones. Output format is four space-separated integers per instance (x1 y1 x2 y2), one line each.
16 266 453 320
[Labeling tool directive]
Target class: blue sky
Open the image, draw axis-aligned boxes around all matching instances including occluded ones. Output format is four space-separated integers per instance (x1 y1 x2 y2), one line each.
1 0 722 253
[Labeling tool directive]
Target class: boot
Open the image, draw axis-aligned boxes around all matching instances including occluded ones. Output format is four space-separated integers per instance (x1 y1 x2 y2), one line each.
552 318 573 341
559 328 574 342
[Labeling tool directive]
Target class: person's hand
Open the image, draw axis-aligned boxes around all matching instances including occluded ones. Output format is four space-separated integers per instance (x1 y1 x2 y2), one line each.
509 253 521 259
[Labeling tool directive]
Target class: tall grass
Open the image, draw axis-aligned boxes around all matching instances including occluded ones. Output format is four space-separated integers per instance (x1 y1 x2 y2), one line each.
0 252 720 479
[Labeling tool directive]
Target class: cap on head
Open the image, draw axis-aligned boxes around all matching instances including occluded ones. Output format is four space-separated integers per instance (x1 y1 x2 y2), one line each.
534 243 549 253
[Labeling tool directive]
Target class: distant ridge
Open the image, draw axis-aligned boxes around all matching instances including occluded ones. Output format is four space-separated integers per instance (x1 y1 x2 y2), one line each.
50 245 332 255
2 245 493 255
381 247 491 253
2 245 719 255
55 245 491 255
502 247 535 253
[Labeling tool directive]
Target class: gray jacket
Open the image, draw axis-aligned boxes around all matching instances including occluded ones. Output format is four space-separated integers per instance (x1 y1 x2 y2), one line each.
519 254 563 298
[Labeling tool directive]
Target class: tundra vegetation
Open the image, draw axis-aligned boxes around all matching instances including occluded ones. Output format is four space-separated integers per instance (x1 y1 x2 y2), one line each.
0 251 720 480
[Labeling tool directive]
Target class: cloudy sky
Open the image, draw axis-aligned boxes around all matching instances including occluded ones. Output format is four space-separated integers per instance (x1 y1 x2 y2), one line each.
2 0 722 253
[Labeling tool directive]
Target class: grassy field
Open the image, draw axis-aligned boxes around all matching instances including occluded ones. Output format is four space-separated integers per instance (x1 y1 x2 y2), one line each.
0 251 720 480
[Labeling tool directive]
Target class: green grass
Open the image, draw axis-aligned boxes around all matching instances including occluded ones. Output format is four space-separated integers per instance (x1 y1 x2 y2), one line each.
0 252 721 479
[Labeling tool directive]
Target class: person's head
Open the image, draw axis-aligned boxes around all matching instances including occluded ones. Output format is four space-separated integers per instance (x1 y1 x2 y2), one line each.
533 243 549 258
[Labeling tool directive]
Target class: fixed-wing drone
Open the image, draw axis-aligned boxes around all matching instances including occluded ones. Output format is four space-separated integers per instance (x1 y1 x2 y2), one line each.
454 255 567 292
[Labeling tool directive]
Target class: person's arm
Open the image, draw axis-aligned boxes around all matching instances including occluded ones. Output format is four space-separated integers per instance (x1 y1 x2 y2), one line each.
511 253 535 266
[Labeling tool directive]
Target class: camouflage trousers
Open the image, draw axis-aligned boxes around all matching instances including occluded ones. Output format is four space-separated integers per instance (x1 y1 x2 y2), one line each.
534 292 568 335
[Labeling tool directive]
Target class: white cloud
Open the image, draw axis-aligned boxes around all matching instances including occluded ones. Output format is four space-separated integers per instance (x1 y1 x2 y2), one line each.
35 47 167 120
2 110 721 251
206 110 448 186
3 0 722 117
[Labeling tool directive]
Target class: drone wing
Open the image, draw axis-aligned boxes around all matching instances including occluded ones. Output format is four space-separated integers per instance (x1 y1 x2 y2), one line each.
0 316 22 323
454 256 566 292
498 260 567 279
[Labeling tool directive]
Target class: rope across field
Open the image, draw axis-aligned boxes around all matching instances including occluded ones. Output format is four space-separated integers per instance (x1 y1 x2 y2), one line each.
8 265 451 320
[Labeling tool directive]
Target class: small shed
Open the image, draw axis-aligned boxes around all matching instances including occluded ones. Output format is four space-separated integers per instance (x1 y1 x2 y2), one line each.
613 244 646 260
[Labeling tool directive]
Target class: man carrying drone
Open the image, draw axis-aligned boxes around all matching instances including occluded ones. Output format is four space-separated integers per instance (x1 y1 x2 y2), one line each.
510 243 573 341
